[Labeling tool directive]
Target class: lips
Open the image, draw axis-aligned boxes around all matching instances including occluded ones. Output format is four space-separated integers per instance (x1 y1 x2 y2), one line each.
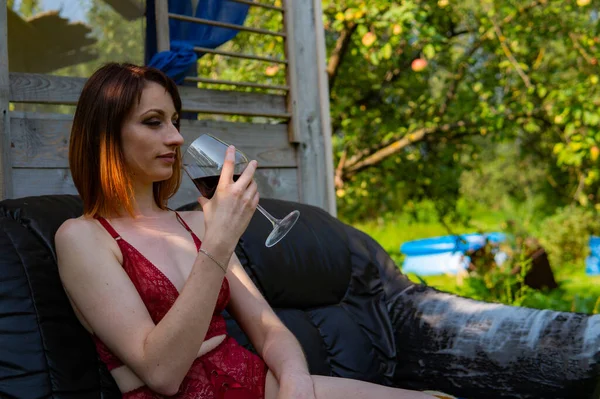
157 153 176 164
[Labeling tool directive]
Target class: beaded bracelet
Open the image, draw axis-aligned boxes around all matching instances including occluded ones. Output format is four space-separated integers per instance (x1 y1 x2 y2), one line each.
199 248 228 274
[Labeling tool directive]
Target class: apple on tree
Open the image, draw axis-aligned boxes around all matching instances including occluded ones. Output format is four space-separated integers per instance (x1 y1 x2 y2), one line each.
411 58 428 72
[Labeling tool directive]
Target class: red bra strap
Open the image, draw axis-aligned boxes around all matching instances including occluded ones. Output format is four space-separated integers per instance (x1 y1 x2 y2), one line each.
95 216 122 240
95 213 200 248
174 211 193 231
174 211 202 251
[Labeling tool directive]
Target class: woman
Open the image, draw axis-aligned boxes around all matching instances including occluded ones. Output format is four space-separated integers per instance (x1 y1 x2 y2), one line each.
55 63 436 399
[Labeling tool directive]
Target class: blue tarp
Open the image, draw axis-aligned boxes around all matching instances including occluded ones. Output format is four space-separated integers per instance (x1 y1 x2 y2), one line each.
586 236 600 275
145 0 250 84
400 232 507 276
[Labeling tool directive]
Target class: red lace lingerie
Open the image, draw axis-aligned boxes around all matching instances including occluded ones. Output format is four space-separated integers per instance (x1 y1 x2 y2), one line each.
93 212 267 399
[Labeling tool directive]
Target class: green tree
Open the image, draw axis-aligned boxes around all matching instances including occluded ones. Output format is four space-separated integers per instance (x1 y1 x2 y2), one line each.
8 0 41 17
195 0 600 221
56 0 144 78
322 0 600 220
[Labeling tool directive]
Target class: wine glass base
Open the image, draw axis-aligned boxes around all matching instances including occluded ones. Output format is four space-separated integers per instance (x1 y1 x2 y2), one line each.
265 210 300 247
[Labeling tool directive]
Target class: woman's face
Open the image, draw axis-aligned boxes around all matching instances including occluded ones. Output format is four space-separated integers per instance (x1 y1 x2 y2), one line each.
120 81 183 185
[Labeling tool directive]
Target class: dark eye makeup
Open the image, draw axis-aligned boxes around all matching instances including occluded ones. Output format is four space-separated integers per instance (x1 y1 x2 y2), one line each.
142 117 180 128
143 119 161 127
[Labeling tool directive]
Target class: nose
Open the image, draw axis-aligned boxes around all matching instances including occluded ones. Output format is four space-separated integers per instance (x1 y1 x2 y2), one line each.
166 121 184 147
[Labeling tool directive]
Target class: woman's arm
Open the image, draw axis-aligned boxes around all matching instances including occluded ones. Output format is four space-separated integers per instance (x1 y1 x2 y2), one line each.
56 218 231 396
226 255 312 383
57 147 258 395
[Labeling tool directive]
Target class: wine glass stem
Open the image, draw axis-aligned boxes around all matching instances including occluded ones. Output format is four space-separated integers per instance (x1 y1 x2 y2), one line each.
256 204 279 227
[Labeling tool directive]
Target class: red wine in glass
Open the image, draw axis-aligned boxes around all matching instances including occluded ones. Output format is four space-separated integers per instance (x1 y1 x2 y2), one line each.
183 134 300 247
192 175 241 199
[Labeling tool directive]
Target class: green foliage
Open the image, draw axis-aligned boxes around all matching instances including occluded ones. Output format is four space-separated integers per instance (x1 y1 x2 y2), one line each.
9 0 41 17
351 201 507 273
196 1 286 96
86 1 144 67
457 254 600 314
357 208 600 314
537 205 600 268
318 0 600 222
459 247 534 307
459 141 561 216
55 0 144 78
457 221 548 308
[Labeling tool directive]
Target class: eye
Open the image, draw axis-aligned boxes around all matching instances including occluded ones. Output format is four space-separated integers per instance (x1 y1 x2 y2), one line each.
172 119 180 129
143 119 161 127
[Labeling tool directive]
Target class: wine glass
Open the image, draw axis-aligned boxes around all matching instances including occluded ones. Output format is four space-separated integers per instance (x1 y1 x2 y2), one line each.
182 134 300 247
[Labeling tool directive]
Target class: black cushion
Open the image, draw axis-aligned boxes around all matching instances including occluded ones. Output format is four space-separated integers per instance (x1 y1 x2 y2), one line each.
0 195 120 399
1 195 599 399
233 199 408 384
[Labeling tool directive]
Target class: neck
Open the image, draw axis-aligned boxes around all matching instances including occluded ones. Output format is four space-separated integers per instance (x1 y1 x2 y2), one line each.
125 180 164 218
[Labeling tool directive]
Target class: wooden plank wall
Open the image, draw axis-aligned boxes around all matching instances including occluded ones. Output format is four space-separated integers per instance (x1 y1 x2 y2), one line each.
9 73 290 118
0 5 12 199
6 73 298 209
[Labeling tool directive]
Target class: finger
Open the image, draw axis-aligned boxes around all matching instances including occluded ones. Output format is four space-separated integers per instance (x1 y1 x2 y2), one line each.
242 179 258 203
249 179 258 197
218 145 236 185
251 191 260 208
235 160 258 188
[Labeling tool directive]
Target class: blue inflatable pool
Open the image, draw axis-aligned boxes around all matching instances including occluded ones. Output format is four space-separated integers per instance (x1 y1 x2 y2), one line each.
585 236 600 276
399 232 507 276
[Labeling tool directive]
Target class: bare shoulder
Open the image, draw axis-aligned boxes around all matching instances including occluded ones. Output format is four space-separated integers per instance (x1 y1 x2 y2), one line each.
55 216 97 242
55 216 98 252
56 216 107 247
55 216 121 271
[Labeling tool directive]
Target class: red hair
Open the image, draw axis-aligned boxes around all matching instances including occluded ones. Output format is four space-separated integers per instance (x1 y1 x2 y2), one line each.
69 63 183 217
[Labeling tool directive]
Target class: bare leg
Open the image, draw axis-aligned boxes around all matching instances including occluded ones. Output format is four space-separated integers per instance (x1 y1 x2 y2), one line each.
265 371 436 399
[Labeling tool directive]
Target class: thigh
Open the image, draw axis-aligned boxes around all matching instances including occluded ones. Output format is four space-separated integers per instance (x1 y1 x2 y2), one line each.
264 370 279 399
311 375 434 399
265 372 434 399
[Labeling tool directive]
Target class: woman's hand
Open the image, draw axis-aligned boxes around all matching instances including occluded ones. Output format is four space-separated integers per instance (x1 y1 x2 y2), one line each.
198 145 259 255
277 372 316 399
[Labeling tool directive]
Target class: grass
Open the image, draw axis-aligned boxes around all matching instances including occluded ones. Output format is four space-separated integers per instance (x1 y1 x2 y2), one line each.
351 207 506 269
351 212 600 314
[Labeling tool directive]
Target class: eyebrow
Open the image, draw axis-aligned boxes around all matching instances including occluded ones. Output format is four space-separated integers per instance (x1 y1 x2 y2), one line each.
140 108 179 118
